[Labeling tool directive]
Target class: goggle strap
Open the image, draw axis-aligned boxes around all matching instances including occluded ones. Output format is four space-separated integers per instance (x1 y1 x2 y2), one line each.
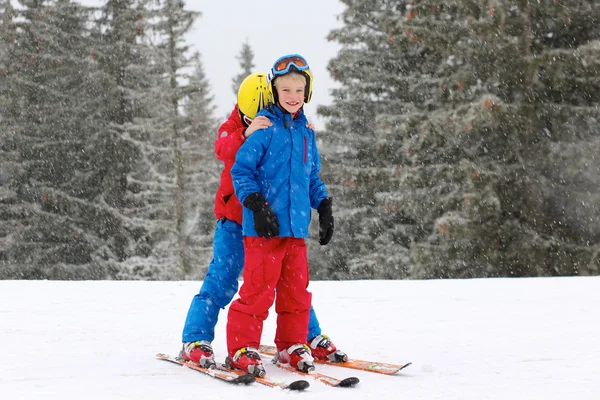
274 55 307 71
270 55 310 78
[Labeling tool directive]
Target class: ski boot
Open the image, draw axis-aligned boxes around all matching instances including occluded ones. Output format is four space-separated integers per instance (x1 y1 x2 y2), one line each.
226 347 266 377
308 334 348 362
180 340 216 369
276 344 315 373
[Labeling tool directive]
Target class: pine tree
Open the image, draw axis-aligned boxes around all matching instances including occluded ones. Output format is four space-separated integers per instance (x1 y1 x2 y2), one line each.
0 0 14 65
316 0 424 279
151 0 200 276
182 52 219 276
0 0 21 275
407 0 600 278
319 0 600 278
0 0 125 279
231 39 255 97
85 0 169 280
367 1 485 279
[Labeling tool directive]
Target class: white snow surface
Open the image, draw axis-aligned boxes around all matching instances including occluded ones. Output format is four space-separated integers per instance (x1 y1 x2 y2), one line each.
1 277 598 399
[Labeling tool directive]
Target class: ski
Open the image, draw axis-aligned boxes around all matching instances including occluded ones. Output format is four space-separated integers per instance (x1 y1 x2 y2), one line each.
258 344 412 376
218 363 310 391
267 357 359 388
156 353 255 385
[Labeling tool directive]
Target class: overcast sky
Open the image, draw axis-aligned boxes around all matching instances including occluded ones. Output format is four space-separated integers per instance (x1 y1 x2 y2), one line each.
79 0 346 129
187 0 345 128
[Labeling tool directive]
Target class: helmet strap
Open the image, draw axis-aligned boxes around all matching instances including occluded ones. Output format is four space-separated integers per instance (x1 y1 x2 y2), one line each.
238 109 250 127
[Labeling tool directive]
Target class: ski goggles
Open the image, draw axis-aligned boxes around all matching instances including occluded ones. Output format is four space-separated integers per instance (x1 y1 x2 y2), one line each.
271 54 310 76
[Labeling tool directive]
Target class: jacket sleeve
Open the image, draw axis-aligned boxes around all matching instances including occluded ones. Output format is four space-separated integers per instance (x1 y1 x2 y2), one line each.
308 132 328 209
231 129 270 205
215 109 245 163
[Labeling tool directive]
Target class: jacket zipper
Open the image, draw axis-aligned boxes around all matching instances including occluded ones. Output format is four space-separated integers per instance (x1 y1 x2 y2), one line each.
303 136 307 164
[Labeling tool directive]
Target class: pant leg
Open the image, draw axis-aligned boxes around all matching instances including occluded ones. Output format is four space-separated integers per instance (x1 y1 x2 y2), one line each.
182 220 244 343
227 237 286 356
274 238 312 351
307 305 322 342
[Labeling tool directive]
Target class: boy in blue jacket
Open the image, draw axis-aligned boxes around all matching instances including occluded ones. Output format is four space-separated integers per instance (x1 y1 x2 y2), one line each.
226 55 334 376
180 73 346 370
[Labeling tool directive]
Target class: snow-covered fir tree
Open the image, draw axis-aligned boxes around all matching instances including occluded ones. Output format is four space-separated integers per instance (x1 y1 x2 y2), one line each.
0 0 124 279
408 0 600 278
378 0 488 279
0 0 13 65
316 0 417 279
1 0 218 280
181 52 219 278
86 0 170 280
150 0 202 277
319 0 600 279
230 39 255 97
0 0 20 274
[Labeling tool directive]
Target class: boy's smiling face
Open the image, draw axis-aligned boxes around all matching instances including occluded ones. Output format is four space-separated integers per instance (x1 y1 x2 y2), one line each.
274 73 306 114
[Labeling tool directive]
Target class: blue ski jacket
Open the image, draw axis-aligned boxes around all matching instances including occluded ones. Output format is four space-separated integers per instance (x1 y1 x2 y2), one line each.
231 104 328 238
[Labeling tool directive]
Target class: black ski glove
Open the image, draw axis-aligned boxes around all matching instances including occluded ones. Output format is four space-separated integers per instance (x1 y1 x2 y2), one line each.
244 192 279 238
317 197 334 245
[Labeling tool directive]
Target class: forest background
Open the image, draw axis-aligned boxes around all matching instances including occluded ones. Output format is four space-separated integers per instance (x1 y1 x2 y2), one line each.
1 0 599 281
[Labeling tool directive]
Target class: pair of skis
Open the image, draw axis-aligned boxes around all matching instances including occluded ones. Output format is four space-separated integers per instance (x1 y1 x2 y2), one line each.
258 344 412 376
156 353 308 390
263 353 360 388
157 345 411 390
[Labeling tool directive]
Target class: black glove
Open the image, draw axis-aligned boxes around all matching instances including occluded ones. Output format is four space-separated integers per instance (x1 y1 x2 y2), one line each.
244 192 279 238
317 198 334 245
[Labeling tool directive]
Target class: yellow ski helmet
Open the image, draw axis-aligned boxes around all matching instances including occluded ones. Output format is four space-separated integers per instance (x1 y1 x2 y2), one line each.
237 72 272 126
267 54 313 104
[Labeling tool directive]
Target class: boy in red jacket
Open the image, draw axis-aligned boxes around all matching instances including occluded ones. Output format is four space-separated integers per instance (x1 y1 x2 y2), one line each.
181 73 346 369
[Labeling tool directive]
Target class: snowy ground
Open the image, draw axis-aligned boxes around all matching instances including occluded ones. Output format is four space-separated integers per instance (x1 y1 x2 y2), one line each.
1 277 598 399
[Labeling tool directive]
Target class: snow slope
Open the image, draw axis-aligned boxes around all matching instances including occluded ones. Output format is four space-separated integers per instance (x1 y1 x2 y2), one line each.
1 277 598 399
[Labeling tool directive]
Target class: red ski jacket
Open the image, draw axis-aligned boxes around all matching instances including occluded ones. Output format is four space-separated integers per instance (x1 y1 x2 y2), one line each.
213 105 246 225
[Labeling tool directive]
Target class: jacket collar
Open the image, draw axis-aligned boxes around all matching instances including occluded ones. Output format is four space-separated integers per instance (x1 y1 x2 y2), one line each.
261 104 307 127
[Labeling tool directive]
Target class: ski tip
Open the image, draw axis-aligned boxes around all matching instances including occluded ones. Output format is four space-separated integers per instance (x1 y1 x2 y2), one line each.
337 377 360 388
399 362 413 371
234 374 256 385
285 380 310 391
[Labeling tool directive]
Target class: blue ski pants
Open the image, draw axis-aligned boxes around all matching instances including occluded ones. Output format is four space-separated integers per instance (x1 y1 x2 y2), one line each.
182 219 322 343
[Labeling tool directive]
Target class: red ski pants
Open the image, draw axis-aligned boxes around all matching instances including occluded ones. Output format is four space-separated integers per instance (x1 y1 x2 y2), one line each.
226 237 312 356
